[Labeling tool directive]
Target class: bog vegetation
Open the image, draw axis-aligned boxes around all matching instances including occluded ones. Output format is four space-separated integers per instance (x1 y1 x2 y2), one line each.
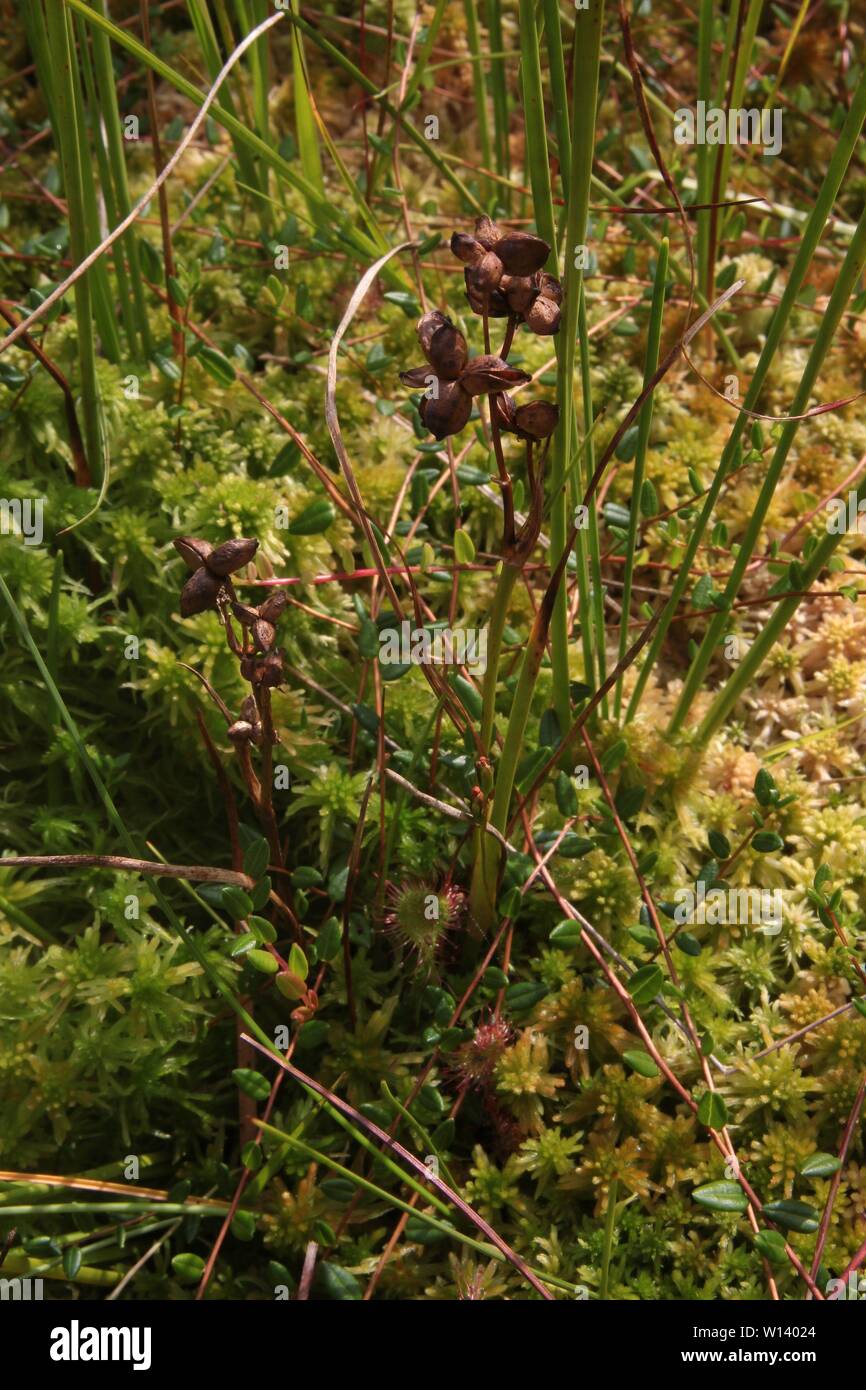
1 0 866 1301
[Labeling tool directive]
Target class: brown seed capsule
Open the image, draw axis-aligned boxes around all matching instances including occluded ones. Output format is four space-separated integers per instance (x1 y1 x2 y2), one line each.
465 250 504 296
524 294 562 335
258 591 288 624
474 215 504 250
427 320 469 378
400 365 439 390
257 651 285 688
416 309 454 361
227 719 254 744
536 273 563 305
419 379 473 440
465 283 510 317
513 400 560 440
495 232 551 276
253 618 277 652
180 566 222 617
207 537 259 576
490 392 517 433
231 600 260 627
240 654 258 681
174 536 213 571
450 231 484 265
458 355 532 397
500 275 538 315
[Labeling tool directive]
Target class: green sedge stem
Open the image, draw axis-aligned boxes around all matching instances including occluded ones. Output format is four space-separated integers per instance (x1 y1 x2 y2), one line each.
614 237 668 717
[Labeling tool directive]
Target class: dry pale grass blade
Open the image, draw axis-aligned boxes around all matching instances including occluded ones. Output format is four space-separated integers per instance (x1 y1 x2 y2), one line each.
0 9 285 356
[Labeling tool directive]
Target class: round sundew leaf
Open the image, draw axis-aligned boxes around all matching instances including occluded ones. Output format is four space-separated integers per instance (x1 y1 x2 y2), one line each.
697 1091 729 1129
799 1153 842 1178
692 1180 749 1213
623 1050 660 1077
627 963 664 1005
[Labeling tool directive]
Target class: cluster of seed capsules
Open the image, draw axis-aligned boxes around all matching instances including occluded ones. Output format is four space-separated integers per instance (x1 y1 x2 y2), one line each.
399 217 561 443
174 534 287 700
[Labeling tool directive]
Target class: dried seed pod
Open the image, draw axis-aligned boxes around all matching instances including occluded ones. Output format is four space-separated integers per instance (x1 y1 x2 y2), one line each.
416 309 454 361
240 654 258 681
513 400 560 439
207 537 259 576
490 392 517 433
180 566 222 617
495 231 551 276
400 365 439 390
465 250 504 296
465 282 510 317
227 719 254 744
419 379 473 439
524 294 562 335
231 600 260 626
500 274 538 315
235 693 262 742
450 231 483 265
474 215 504 250
427 320 469 378
257 651 285 687
174 536 213 571
253 618 277 652
258 591 288 624
536 273 563 305
458 354 531 397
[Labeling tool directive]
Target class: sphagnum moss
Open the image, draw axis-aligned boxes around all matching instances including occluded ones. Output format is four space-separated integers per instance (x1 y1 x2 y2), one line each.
1 2 866 1316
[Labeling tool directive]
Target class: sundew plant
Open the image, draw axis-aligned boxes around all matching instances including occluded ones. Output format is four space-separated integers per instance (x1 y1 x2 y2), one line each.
1 0 866 1308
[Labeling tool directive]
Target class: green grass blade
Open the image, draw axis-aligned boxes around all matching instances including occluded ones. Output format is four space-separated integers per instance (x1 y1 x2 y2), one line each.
669 198 866 734
485 0 510 208
0 574 273 1054
463 0 494 199
626 63 866 722
614 237 668 717
43 0 102 480
288 0 325 210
